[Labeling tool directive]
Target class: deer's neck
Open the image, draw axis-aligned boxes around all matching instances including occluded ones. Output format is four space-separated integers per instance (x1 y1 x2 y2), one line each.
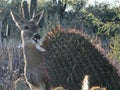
22 41 45 66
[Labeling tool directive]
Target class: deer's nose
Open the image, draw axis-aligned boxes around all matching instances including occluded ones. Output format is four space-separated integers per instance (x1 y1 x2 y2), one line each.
32 33 41 43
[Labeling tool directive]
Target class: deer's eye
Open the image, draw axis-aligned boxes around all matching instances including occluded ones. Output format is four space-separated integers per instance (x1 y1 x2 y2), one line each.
24 25 29 29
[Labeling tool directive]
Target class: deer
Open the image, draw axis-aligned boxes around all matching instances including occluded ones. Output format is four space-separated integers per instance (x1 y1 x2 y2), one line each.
10 10 51 90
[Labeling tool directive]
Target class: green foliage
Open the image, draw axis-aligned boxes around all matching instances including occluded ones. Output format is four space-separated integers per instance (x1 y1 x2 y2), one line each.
0 84 4 90
43 29 120 90
67 0 88 12
76 9 103 34
109 34 120 60
86 3 118 22
98 22 120 37
38 0 66 18
85 4 120 36
79 3 120 60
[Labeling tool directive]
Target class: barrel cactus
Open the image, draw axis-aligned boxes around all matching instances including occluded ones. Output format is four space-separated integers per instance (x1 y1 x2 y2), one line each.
43 27 120 90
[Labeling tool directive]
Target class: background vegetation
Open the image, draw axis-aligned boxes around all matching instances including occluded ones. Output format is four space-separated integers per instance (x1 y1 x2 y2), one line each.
0 0 120 59
0 0 120 90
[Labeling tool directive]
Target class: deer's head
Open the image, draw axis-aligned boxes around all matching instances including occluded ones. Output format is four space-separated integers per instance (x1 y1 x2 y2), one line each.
10 10 46 52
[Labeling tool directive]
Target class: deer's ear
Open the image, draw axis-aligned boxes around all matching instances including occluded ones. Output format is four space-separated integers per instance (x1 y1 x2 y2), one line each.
31 10 44 26
10 10 25 29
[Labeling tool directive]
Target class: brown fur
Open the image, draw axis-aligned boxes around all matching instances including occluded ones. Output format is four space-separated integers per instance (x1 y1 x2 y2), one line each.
10 11 51 90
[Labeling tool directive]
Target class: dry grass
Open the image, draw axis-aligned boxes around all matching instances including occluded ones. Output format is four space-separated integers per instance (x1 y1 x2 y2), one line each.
0 39 24 90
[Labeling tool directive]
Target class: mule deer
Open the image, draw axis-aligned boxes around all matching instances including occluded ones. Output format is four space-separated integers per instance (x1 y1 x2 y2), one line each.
10 10 50 90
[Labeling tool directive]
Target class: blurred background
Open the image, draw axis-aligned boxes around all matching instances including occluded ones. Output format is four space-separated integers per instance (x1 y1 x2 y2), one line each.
0 0 120 90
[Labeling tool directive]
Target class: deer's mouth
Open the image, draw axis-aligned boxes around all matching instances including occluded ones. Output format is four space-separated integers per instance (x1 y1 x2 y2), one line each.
32 33 46 52
32 33 41 43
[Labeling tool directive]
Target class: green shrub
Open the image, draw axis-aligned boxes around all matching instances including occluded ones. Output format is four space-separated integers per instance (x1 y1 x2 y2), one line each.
0 84 4 90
